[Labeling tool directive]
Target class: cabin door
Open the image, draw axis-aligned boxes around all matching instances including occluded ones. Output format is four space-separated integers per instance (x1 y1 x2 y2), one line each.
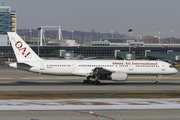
40 61 44 70
162 64 165 71
72 64 75 70
129 64 133 70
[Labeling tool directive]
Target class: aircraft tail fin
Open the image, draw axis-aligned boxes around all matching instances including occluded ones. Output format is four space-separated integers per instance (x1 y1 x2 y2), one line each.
7 32 42 62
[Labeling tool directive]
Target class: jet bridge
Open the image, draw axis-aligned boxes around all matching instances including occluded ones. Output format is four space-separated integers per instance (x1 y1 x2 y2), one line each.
146 51 180 61
115 50 136 60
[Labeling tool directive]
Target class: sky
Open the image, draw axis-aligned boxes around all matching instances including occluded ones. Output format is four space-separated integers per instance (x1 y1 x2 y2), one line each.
3 0 180 38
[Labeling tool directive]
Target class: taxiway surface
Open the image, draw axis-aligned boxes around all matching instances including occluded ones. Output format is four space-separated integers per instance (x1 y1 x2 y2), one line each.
0 80 180 92
1 110 180 120
1 64 180 120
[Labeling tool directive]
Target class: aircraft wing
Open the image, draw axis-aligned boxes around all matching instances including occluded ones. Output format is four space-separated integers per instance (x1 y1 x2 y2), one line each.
88 67 127 81
72 67 114 76
92 67 114 74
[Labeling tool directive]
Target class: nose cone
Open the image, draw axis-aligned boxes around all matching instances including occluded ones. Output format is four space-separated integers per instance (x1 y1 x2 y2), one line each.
173 68 178 74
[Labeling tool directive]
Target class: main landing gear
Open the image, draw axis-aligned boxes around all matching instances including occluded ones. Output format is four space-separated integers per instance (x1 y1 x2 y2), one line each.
83 76 101 84
83 80 100 84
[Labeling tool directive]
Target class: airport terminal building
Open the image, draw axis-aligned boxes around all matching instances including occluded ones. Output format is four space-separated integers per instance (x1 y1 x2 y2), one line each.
1 31 180 62
1 41 180 62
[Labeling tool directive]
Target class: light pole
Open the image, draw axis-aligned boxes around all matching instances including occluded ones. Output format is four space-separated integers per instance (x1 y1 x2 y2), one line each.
29 29 32 42
37 27 41 56
128 29 133 54
170 30 173 44
71 30 74 40
111 31 113 38
158 31 160 44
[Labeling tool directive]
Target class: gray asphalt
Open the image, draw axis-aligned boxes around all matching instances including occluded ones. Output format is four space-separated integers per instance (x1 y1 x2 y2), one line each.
0 80 180 92
1 64 180 120
0 110 180 120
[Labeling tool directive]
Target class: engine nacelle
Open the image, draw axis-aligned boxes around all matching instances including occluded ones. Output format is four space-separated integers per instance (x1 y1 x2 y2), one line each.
109 71 128 81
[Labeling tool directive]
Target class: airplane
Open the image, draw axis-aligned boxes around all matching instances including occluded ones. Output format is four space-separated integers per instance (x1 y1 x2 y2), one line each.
7 32 178 84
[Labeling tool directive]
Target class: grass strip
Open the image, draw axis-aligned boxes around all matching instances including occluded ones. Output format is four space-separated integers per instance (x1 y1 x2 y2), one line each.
0 91 180 100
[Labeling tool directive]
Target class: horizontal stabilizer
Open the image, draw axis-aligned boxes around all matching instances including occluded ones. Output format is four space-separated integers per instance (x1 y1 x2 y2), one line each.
17 62 33 68
9 62 33 71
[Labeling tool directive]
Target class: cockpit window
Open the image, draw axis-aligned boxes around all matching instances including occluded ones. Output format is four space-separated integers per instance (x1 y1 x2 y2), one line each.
169 65 173 68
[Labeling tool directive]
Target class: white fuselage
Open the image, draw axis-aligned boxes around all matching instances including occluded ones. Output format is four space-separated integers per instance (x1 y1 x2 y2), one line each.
10 60 178 77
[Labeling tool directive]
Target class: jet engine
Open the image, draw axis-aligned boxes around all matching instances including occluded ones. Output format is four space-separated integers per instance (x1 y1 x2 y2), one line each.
108 71 128 81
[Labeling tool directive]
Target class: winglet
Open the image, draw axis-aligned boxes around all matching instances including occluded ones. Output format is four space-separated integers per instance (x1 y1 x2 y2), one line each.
8 32 42 62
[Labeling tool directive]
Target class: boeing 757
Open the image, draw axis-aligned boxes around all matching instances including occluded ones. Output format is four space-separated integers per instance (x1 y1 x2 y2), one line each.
7 32 178 84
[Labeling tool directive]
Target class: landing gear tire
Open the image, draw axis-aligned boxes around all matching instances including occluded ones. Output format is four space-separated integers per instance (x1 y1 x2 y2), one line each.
83 76 92 84
87 76 90 81
83 80 87 84
83 80 91 84
155 81 159 84
91 81 100 85
95 76 98 81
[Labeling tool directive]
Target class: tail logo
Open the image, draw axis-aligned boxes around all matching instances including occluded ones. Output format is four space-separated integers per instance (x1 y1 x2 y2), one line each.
15 41 32 58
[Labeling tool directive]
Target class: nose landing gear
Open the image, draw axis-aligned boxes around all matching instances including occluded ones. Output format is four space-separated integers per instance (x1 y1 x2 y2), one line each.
155 75 160 84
